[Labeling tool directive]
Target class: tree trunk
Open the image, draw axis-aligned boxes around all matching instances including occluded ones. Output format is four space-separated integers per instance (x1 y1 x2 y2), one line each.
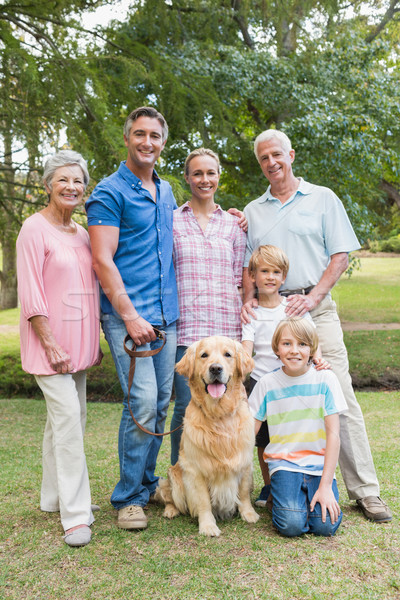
0 88 18 309
0 235 18 309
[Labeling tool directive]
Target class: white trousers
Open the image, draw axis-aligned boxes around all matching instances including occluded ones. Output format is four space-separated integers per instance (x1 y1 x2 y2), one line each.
310 295 379 500
34 371 94 531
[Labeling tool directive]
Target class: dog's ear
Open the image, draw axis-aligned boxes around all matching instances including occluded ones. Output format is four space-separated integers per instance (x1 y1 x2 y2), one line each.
234 341 254 380
176 342 198 379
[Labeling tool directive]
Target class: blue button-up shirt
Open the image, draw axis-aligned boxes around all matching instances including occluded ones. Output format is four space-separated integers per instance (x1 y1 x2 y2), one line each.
86 161 179 326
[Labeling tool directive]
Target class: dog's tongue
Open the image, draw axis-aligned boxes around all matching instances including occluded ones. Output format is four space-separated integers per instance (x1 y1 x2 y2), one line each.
207 383 226 398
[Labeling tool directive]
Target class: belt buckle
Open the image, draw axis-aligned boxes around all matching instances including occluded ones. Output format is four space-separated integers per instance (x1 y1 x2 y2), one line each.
153 327 165 340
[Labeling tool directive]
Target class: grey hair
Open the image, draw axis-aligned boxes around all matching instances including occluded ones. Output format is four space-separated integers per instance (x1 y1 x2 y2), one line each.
43 150 90 190
254 129 292 159
123 106 168 142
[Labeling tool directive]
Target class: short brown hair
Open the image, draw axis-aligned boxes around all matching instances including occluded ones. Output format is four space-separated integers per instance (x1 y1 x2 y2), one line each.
124 106 168 142
184 147 220 176
272 318 319 359
248 245 289 279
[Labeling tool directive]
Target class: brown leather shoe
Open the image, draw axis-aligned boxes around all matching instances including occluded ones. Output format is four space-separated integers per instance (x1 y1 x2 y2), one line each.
356 496 393 522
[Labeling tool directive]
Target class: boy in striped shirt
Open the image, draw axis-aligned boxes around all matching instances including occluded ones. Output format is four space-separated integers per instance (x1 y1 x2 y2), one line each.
248 317 348 537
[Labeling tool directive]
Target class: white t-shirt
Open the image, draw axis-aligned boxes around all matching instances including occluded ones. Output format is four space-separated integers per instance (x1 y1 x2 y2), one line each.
241 298 314 381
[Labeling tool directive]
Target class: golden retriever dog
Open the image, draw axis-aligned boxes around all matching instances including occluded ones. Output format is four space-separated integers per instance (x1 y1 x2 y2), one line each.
155 336 259 537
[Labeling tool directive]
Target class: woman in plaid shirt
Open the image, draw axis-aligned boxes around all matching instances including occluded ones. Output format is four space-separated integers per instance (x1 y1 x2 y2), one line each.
170 148 247 464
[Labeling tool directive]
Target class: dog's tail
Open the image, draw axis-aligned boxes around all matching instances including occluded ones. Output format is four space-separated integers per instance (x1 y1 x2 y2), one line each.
155 464 188 516
168 463 188 515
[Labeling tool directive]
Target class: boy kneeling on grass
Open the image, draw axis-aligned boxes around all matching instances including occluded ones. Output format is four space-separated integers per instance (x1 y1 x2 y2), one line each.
248 318 348 537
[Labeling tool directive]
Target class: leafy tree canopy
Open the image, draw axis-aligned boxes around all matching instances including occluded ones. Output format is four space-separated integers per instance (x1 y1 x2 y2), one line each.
1 0 400 307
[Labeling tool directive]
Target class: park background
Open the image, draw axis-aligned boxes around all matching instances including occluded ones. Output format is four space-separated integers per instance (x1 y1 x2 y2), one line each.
0 1 399 599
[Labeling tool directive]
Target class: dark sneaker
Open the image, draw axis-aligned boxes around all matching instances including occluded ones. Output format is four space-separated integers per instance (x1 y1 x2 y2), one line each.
255 485 272 508
356 496 393 523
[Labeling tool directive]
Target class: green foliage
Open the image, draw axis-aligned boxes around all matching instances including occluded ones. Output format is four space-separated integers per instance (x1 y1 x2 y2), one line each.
74 0 400 241
0 1 114 306
2 0 400 306
369 235 400 253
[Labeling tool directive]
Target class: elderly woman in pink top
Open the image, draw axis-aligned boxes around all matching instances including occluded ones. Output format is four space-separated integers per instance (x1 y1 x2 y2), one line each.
170 148 247 464
16 150 101 548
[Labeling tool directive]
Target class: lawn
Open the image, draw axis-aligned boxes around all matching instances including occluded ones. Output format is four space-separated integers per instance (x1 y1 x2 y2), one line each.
1 256 399 598
0 393 399 600
332 255 400 323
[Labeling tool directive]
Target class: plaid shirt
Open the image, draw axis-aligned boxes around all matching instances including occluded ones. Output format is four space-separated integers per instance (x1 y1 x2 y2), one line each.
173 202 246 346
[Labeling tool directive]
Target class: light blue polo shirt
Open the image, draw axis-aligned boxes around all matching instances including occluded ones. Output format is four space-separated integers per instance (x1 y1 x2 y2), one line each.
86 161 179 326
243 178 360 291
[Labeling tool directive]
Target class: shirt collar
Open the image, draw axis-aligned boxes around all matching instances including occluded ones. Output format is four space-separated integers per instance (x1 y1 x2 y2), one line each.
181 201 223 214
118 161 161 190
258 177 313 203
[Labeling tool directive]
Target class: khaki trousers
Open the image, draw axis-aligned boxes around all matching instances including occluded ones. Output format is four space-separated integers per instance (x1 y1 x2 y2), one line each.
35 372 94 531
310 295 379 500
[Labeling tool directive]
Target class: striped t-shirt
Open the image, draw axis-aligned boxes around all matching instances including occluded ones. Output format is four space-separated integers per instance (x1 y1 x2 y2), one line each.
248 367 348 477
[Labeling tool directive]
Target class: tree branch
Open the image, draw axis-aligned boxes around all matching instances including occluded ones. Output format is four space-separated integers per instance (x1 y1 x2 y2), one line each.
365 0 400 43
231 0 255 49
380 178 400 209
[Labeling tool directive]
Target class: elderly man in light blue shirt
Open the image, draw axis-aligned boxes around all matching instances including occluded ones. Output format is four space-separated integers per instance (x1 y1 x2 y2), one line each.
242 129 392 523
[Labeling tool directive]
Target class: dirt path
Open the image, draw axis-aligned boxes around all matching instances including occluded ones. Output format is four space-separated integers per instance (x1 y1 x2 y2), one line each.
341 322 400 331
1 323 400 335
0 325 19 334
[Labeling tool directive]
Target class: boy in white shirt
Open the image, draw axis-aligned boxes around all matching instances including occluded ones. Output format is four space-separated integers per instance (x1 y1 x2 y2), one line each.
242 245 328 507
248 318 347 536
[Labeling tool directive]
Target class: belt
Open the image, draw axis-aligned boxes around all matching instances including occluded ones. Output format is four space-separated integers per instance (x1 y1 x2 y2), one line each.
280 286 314 297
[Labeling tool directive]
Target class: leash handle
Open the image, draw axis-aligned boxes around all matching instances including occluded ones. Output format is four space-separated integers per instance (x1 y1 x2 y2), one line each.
124 327 183 437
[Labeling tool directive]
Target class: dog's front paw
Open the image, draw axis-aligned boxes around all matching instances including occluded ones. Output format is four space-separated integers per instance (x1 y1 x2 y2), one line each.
199 521 221 537
163 503 180 519
240 507 260 523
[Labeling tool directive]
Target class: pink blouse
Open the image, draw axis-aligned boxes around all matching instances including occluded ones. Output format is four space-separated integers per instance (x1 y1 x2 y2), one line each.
16 213 100 375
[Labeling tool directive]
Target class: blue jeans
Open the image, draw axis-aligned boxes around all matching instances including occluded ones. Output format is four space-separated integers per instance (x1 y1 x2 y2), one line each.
102 313 177 509
271 470 342 537
170 345 191 465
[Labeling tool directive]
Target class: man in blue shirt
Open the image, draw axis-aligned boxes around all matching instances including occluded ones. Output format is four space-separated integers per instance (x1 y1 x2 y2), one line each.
86 107 179 530
242 129 392 523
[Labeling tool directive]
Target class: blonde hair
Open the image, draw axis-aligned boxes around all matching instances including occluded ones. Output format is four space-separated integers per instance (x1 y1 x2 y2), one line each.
272 318 319 358
248 245 289 279
184 147 220 176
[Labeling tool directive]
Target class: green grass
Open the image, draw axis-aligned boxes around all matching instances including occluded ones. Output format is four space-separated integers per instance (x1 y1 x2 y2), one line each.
0 393 399 600
332 256 400 323
344 330 400 388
